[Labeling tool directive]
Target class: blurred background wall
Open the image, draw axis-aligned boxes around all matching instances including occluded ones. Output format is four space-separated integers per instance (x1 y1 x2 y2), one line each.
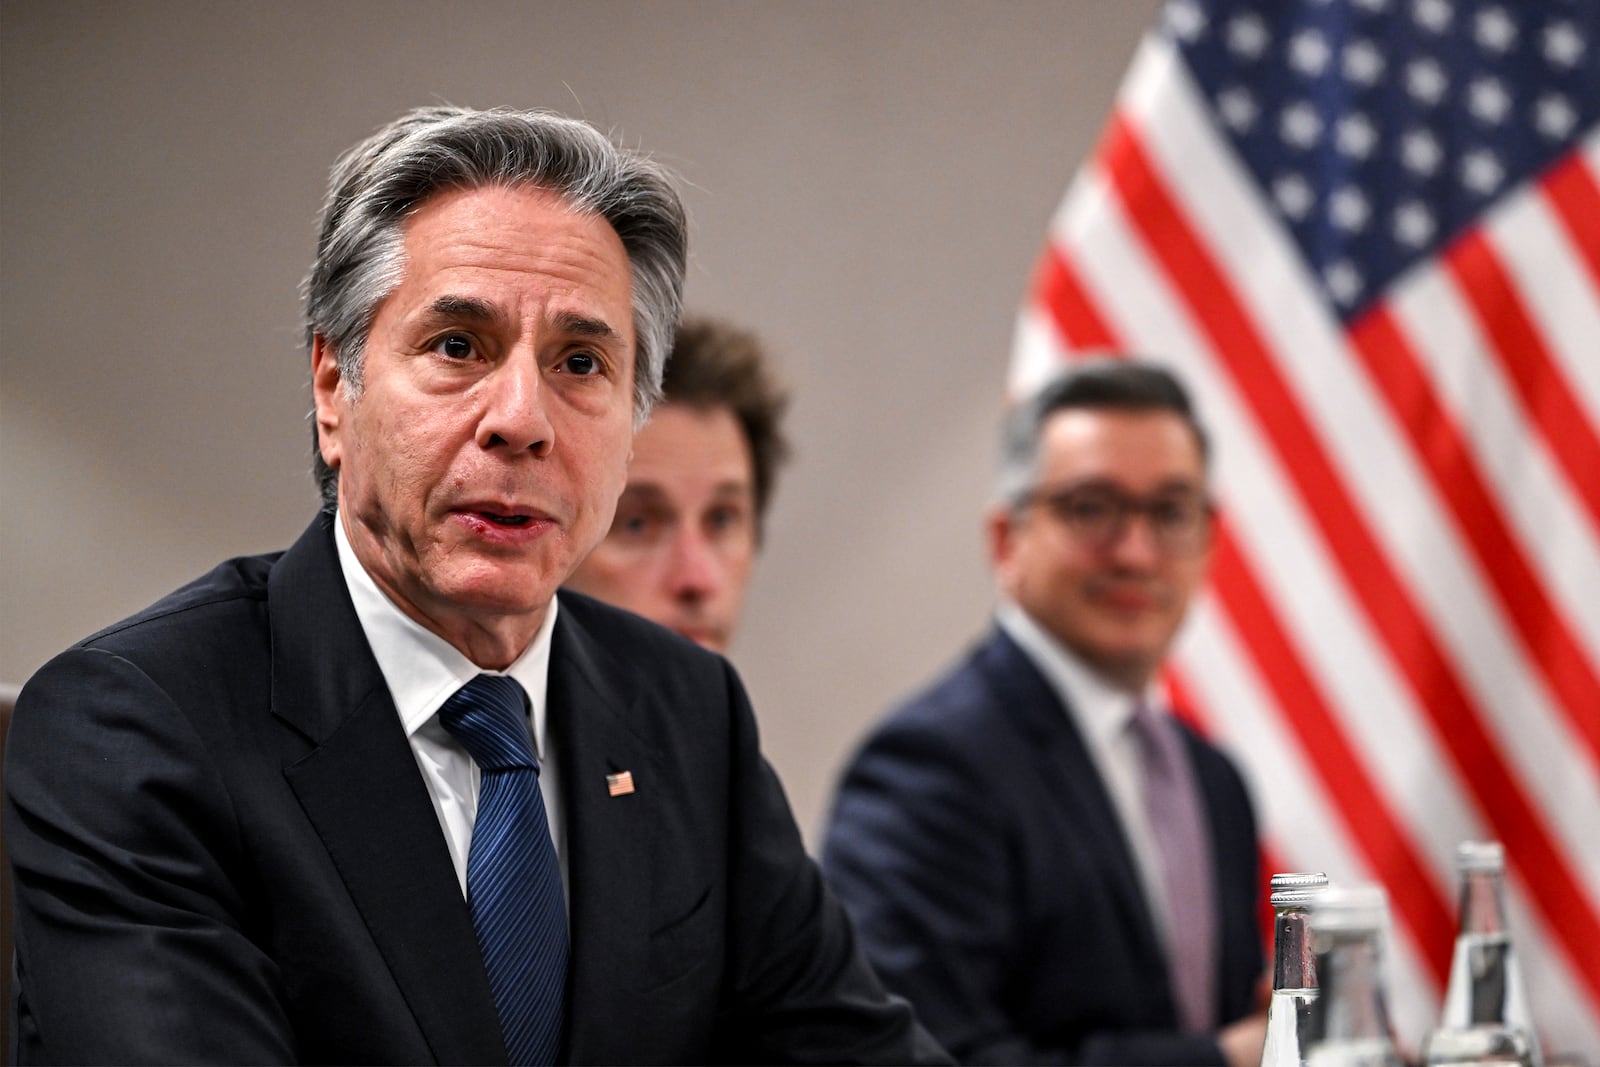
0 0 1161 844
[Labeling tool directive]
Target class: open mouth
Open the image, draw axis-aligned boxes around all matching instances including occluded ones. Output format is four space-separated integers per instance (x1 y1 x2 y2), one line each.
477 511 531 527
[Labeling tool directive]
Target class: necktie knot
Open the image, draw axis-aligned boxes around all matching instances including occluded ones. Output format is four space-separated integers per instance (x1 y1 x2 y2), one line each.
440 674 539 773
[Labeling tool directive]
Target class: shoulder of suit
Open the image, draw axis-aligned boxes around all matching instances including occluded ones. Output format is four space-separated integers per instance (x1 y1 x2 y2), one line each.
78 549 283 653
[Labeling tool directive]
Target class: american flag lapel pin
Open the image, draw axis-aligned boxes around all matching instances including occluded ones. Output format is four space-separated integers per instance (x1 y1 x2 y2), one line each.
606 770 635 797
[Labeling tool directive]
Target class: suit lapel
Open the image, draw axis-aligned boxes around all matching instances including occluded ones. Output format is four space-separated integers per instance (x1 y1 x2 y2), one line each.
268 517 507 1065
546 599 661 1065
976 629 1168 966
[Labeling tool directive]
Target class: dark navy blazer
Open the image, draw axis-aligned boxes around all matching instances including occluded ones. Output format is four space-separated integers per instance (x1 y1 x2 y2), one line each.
823 628 1263 1066
6 515 945 1065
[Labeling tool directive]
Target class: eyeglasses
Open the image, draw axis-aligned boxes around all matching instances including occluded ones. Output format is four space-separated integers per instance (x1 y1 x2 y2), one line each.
1017 482 1212 554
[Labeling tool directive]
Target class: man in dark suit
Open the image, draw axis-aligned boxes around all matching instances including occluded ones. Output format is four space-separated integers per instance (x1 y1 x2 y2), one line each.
4 105 946 1066
823 359 1267 1066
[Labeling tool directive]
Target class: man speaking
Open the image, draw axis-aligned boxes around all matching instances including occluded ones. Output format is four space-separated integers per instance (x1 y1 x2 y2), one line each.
4 106 944 1067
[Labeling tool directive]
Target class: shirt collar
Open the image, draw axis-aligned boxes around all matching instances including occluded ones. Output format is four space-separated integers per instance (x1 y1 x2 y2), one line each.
333 511 557 757
995 598 1152 748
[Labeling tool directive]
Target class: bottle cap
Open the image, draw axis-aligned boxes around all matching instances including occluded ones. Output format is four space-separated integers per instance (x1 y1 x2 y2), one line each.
1309 883 1388 934
1269 871 1329 906
1456 840 1504 873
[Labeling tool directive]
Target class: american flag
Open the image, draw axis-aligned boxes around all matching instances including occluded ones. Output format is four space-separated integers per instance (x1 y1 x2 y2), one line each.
1011 0 1600 1053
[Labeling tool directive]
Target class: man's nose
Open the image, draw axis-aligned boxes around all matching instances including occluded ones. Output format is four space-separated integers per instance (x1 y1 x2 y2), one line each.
476 352 554 456
1106 509 1165 567
664 529 721 601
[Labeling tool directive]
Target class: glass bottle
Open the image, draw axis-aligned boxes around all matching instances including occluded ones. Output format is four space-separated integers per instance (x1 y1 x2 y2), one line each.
1305 884 1401 1067
1261 872 1329 1067
1421 841 1542 1067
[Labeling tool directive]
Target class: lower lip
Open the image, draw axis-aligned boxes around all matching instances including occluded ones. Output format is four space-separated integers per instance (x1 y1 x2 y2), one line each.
453 510 555 547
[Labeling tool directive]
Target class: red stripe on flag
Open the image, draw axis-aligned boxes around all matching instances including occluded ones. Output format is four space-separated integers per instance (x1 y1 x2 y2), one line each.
1541 152 1600 315
1209 518 1454 986
1347 303 1600 774
1033 242 1120 352
1448 228 1600 539
1097 112 1600 1009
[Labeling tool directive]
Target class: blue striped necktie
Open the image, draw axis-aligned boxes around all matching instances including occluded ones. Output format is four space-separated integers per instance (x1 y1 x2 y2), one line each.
439 674 567 1066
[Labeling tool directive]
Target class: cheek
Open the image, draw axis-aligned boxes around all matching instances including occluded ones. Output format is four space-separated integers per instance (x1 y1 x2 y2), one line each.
1018 539 1082 593
729 543 756 581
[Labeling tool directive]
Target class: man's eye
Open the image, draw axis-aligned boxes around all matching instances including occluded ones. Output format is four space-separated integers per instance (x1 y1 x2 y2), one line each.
613 512 661 540
433 334 475 360
1065 495 1117 523
706 507 740 534
561 351 600 376
1153 497 1204 529
1152 502 1186 528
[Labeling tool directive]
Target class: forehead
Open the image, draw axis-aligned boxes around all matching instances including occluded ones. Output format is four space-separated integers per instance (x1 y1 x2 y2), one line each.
395 183 634 331
627 406 753 488
1036 407 1206 488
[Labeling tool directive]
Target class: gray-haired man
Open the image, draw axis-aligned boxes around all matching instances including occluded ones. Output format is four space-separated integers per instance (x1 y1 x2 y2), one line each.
5 106 945 1066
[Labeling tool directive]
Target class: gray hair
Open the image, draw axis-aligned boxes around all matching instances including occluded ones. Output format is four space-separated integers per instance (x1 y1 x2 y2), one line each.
303 105 688 509
995 356 1210 504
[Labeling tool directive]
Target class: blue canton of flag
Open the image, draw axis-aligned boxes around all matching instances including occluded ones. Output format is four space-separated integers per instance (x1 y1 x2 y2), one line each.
1168 0 1600 315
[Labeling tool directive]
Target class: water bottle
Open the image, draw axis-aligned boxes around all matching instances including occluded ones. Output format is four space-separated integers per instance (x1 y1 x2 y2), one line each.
1421 841 1542 1067
1260 872 1329 1067
1305 884 1401 1067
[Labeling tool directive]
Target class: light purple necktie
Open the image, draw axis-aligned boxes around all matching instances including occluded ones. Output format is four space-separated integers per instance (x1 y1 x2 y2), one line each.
1130 701 1217 1034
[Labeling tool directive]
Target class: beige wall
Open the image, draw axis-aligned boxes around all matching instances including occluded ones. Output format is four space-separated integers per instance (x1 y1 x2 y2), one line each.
0 0 1159 844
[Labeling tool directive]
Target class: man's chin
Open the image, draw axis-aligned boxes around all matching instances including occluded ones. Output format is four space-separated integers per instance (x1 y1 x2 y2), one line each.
432 567 562 621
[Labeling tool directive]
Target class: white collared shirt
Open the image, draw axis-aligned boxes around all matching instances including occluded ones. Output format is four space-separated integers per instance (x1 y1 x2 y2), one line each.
995 599 1175 950
333 512 566 899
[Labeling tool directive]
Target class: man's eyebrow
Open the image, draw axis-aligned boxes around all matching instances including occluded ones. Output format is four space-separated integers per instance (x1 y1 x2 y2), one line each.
418 301 621 342
420 295 505 328
554 311 622 341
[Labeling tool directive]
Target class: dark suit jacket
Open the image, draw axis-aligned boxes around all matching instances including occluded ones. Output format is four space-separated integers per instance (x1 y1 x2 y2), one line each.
4 515 946 1065
822 628 1262 1066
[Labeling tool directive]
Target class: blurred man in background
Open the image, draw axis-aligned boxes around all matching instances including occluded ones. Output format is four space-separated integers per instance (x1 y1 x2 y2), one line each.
824 358 1266 1066
566 315 789 654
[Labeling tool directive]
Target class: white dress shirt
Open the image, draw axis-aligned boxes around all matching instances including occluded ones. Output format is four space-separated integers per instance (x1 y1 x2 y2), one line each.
994 599 1177 951
334 513 566 900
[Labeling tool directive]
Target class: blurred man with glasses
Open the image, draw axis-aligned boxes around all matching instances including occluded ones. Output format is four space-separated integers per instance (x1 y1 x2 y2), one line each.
823 358 1267 1067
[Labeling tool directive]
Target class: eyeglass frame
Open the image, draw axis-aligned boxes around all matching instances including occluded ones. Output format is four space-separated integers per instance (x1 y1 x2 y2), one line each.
1011 479 1214 555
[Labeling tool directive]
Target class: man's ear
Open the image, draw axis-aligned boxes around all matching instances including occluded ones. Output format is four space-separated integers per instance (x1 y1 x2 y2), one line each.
310 335 345 471
986 502 1016 579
